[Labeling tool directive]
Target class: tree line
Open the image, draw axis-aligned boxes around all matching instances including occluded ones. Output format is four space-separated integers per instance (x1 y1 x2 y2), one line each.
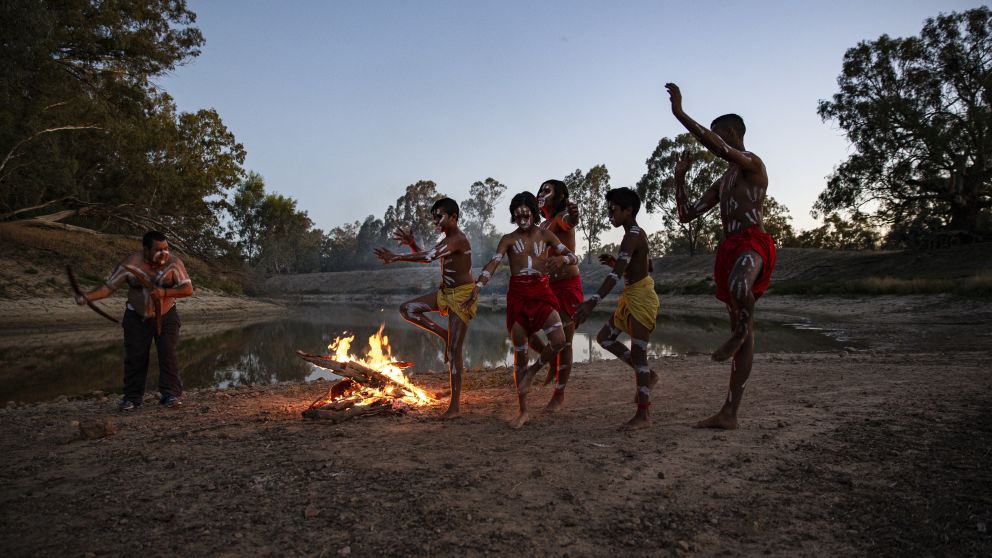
2 2 988 274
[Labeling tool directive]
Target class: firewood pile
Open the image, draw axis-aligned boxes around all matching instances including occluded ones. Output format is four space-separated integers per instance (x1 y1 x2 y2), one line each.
296 350 433 422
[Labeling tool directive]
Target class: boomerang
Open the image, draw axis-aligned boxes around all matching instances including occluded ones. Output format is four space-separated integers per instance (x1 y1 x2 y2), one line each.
66 265 119 325
122 264 162 336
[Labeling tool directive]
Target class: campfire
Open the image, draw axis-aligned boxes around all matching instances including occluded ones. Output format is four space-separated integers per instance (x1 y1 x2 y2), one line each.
297 324 436 422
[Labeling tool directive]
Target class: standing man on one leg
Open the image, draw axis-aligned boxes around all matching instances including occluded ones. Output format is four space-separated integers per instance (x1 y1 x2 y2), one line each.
536 179 582 411
573 188 660 431
665 82 777 430
374 198 475 420
463 192 578 429
75 231 193 410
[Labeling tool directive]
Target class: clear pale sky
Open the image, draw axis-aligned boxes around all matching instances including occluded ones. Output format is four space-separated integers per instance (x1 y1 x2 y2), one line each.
157 0 978 241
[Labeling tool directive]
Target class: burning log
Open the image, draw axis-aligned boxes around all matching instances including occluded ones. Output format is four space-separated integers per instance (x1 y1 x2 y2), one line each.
297 326 434 422
296 350 424 398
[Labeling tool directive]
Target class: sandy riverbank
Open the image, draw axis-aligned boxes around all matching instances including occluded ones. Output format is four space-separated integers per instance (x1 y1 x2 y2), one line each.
0 293 990 556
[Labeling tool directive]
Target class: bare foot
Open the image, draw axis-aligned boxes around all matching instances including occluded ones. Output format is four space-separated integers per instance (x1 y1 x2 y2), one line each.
694 412 738 430
544 391 564 413
621 409 651 431
712 334 746 362
509 411 531 429
440 406 461 420
516 365 539 395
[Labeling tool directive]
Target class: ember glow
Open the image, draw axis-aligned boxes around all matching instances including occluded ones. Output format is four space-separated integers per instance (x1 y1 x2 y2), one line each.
321 324 434 407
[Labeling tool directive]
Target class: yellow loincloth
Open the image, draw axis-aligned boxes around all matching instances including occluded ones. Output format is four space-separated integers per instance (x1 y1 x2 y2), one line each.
614 276 660 335
437 283 477 325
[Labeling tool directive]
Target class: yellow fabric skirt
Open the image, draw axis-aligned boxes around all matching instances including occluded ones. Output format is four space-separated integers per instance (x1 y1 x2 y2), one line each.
437 283 477 324
614 276 660 334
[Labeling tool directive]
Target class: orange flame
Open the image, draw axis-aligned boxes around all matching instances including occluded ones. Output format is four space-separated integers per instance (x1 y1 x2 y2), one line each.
326 324 434 406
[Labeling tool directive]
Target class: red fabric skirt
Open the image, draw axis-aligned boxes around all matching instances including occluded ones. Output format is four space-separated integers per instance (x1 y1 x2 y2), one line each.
714 225 777 304
550 275 584 318
506 275 560 336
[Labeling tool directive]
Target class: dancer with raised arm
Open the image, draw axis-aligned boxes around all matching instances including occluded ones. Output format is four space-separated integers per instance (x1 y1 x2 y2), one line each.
463 192 578 428
374 198 474 420
665 82 777 429
573 188 660 430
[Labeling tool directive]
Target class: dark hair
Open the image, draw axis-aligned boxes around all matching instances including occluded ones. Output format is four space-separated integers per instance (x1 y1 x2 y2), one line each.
509 192 542 225
540 179 569 215
431 197 459 219
605 187 641 216
710 113 746 138
142 230 167 249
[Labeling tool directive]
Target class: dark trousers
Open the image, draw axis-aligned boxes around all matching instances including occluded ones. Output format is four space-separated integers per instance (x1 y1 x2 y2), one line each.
122 306 182 404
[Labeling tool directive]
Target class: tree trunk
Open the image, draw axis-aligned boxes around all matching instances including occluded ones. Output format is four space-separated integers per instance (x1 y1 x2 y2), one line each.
947 176 981 240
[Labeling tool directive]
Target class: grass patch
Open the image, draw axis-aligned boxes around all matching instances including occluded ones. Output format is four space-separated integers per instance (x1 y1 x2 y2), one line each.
772 273 992 298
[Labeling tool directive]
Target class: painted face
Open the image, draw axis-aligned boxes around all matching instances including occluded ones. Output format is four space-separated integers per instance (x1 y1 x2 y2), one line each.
146 240 170 266
513 206 535 231
433 209 453 232
537 183 556 217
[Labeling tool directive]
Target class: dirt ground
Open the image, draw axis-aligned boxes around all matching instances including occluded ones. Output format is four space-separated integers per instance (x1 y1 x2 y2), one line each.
1 295 990 556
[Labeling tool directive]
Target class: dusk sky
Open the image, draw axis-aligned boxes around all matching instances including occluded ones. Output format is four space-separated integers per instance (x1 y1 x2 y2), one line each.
158 0 978 243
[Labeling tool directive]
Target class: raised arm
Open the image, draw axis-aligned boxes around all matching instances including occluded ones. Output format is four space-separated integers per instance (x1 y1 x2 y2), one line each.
392 226 422 253
665 83 762 173
674 150 719 223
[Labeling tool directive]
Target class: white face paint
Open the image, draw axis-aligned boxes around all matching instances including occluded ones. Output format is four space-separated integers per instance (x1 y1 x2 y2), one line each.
514 206 535 231
537 183 556 216
433 210 454 233
146 241 170 266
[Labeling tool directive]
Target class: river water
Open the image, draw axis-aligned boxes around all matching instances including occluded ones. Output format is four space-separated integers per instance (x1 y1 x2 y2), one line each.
0 303 856 402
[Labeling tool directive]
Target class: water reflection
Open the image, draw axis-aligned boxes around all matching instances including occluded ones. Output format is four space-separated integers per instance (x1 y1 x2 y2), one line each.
0 303 855 402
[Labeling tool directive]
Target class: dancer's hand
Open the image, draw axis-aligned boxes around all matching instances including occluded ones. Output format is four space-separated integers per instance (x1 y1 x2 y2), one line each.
547 255 566 274
373 247 396 264
566 201 579 221
598 254 616 268
460 286 480 315
572 299 595 325
393 227 417 248
665 83 683 114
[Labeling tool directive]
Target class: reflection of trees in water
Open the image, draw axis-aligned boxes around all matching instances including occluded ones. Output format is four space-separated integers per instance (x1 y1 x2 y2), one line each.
179 322 311 388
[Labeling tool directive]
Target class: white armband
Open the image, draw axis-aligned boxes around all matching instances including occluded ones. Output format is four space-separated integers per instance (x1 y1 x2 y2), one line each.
589 294 601 303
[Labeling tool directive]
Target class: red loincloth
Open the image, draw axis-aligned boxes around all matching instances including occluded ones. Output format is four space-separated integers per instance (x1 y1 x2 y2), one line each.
714 225 777 305
506 275 560 336
550 275 584 318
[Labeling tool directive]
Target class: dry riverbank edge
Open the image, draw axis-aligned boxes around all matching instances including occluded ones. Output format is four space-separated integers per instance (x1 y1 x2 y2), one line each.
0 293 990 556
